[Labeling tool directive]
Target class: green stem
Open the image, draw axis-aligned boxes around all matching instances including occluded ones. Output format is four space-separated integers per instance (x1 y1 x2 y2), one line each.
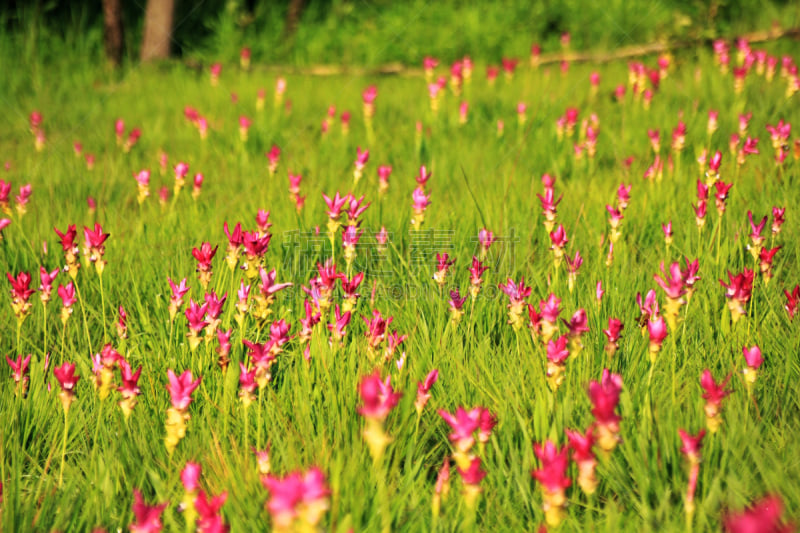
73 278 93 356
58 408 69 488
99 272 107 342
243 404 249 450
374 453 391 533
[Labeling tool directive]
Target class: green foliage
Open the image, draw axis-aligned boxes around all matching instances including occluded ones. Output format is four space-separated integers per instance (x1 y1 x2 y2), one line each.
1 37 800 531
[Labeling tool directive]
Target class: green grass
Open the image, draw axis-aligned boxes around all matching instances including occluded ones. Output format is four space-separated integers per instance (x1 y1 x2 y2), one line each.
1 38 800 531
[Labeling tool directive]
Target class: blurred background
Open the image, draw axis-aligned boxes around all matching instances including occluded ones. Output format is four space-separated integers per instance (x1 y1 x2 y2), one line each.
0 0 798 68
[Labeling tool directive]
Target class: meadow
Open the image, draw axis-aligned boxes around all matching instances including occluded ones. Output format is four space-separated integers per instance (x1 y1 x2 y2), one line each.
1 35 800 532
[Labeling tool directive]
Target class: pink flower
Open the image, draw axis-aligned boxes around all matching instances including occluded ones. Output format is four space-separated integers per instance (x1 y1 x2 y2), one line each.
262 467 330 529
719 269 754 321
181 462 202 492
322 191 349 220
414 369 439 414
743 345 763 370
533 440 571 488
438 407 482 452
457 456 487 486
588 369 623 452
700 369 731 432
195 490 228 533
723 494 794 533
678 428 705 462
166 369 201 410
358 370 402 421
327 304 351 343
412 186 431 212
6 354 31 392
130 489 168 533
416 165 432 187
785 285 799 319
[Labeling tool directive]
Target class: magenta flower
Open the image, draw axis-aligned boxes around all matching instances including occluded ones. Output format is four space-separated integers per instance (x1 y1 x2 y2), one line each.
117 358 142 419
262 467 330 530
438 407 482 452
54 361 80 412
603 318 624 355
588 369 623 453
532 440 571 527
723 494 794 533
181 462 202 493
322 191 349 221
411 187 431 229
546 335 570 391
457 456 487 487
433 252 455 287
194 490 228 533
566 427 598 494
416 165 432 187
38 266 59 304
130 489 168 533
363 309 391 353
6 354 31 395
720 269 754 322
7 271 35 320
414 369 439 415
700 369 731 432
166 369 201 411
358 371 402 422
785 285 799 319
772 206 785 236
327 304 351 345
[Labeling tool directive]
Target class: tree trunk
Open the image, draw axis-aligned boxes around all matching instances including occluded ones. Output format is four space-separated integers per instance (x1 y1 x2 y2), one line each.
140 0 175 62
102 0 124 66
284 0 305 38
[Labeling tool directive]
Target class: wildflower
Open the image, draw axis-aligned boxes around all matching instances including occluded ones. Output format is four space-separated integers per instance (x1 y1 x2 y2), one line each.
759 246 780 283
654 261 687 330
203 291 227 342
439 407 482 458
448 289 467 323
549 224 568 266
359 370 401 461
174 162 189 197
15 184 32 216
195 490 229 533
340 272 364 313
192 173 204 199
353 147 369 183
433 253 454 288
679 429 706 520
603 318 624 356
192 242 218 289
714 181 733 216
252 267 292 321
411 187 431 230
416 165 432 188
647 315 668 360
362 85 377 118
742 345 763 390
322 191 349 237
537 188 562 233
431 458 450 519
327 304 351 346
414 369 439 416
57 282 77 325
363 309 391 358
215 328 232 371
117 358 142 420
700 369 730 433
458 456 487 509
772 207 785 236
596 281 605 305
468 257 488 299
565 251 583 292
499 277 531 331
377 165 392 196
83 223 110 276
262 467 330 532
92 343 121 400
532 440 571 528
588 369 623 454
241 231 271 279
6 354 31 396
747 211 768 258
546 335 570 392
540 294 561 343
184 299 208 351
54 362 80 413
266 145 280 176
566 427 597 495
223 221 244 271
7 271 35 322
130 489 168 533
720 269 754 323
164 369 201 454
784 285 799 319
477 228 494 261
722 494 794 533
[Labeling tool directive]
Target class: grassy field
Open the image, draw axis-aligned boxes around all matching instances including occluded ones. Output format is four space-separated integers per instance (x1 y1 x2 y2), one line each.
1 35 800 532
